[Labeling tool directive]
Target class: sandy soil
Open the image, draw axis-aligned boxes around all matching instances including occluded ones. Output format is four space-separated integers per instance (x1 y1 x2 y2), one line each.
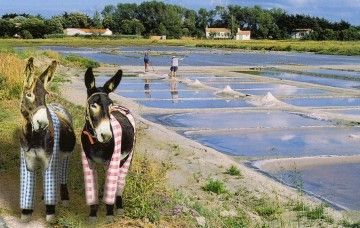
254 155 360 172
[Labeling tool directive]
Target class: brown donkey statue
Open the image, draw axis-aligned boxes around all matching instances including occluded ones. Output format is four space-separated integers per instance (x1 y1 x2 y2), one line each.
19 58 76 222
81 67 135 222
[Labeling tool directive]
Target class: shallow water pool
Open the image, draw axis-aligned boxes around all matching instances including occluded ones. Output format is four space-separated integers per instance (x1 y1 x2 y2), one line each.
185 127 360 157
273 163 360 210
259 71 360 89
146 111 332 129
137 98 253 109
284 97 360 107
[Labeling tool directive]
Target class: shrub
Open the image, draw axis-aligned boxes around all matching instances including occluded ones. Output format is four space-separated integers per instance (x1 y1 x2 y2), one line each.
254 198 283 219
124 153 172 222
305 204 326 220
225 165 242 176
64 54 100 68
20 30 33 39
202 179 228 194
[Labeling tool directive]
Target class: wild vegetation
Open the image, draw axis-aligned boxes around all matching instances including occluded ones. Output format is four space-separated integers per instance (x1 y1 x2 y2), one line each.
0 1 360 40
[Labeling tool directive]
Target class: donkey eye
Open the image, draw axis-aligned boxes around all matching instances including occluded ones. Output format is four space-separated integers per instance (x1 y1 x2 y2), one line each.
90 103 98 109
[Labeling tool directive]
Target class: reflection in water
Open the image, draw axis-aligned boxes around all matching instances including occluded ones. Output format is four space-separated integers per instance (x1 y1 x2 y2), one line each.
170 78 179 103
144 79 151 98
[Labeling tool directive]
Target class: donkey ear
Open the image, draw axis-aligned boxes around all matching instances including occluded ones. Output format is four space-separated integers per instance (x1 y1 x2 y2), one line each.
103 70 122 93
39 60 57 86
24 57 35 89
85 67 96 91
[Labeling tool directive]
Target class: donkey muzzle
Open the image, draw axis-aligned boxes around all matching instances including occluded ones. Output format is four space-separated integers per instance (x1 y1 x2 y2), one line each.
31 108 49 132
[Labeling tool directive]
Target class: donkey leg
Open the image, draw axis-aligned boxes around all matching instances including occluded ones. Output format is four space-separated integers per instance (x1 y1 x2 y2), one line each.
81 152 99 221
20 150 36 223
115 152 133 216
43 152 60 222
103 116 124 221
115 195 124 215
105 204 115 223
59 154 70 206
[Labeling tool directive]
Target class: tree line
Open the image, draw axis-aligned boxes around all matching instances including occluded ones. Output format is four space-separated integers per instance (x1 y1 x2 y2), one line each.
0 1 359 40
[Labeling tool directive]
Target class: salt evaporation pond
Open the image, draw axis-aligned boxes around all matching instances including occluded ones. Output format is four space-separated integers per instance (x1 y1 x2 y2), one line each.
37 46 360 66
188 75 258 83
271 163 360 210
258 71 360 89
284 97 360 107
146 111 332 129
119 90 216 99
239 86 329 97
307 68 360 79
136 98 253 109
185 127 360 157
96 76 189 91
329 108 360 116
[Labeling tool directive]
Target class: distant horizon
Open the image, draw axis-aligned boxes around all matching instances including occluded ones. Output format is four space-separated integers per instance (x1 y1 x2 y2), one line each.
0 0 359 26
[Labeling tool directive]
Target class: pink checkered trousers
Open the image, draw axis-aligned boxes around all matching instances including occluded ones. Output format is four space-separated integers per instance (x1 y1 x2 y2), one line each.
82 107 135 205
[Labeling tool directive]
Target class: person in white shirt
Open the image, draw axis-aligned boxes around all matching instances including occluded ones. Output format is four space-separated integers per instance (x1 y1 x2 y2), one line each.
170 56 179 78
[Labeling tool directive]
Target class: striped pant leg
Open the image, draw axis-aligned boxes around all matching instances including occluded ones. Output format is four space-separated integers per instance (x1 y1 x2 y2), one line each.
59 154 70 185
103 115 122 205
43 150 59 205
116 152 133 196
82 152 98 205
20 149 36 210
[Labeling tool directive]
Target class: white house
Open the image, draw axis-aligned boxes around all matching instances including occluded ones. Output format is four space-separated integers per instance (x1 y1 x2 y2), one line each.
291 29 313 39
64 28 113 36
205 27 231 39
206 27 251 40
235 28 251 40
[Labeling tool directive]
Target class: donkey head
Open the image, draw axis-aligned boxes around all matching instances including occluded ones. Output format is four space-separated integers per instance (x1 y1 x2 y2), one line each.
84 67 122 143
21 57 57 131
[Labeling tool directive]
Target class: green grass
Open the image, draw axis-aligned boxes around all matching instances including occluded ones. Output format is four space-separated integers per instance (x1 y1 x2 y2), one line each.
64 54 100 69
254 197 283 219
305 204 326 220
225 165 242 177
341 219 360 227
1 37 360 55
202 179 228 194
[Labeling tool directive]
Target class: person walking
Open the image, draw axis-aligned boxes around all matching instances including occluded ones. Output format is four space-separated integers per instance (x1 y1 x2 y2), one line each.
170 56 179 78
144 49 151 72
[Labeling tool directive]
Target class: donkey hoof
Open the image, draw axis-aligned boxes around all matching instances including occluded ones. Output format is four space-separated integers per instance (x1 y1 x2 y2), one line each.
88 216 97 224
61 200 70 207
106 215 114 223
46 214 55 223
20 214 32 223
116 208 124 216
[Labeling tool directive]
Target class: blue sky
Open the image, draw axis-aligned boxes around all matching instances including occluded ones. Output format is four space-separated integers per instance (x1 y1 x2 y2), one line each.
0 0 359 25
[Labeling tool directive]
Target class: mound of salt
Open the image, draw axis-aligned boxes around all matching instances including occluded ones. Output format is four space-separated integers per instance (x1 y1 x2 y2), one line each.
193 79 204 87
215 85 245 98
261 92 280 104
349 134 360 139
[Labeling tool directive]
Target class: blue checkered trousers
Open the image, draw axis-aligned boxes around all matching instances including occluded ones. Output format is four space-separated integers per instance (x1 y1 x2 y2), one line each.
20 106 66 209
